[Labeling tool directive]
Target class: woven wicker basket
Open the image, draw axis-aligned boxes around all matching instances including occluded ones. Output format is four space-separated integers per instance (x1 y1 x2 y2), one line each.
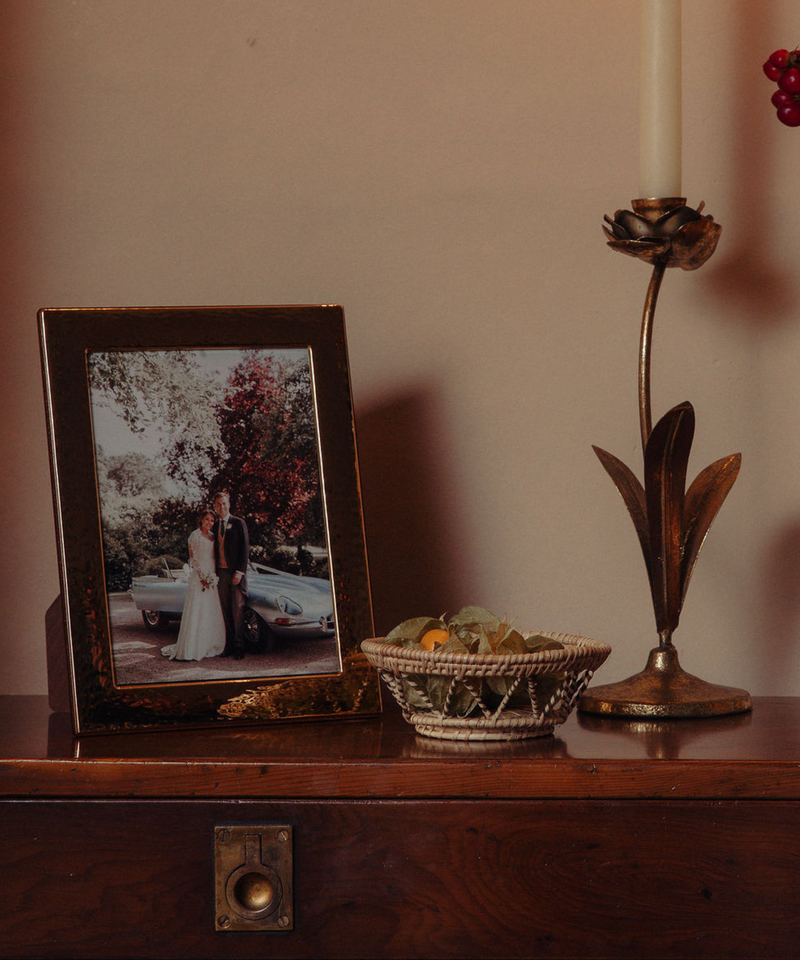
362 632 611 741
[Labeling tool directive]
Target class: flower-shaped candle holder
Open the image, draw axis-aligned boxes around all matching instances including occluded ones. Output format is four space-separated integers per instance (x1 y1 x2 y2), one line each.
603 197 721 272
580 197 751 719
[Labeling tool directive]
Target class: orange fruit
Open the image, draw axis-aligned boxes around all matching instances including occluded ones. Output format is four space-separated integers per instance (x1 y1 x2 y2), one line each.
420 628 449 651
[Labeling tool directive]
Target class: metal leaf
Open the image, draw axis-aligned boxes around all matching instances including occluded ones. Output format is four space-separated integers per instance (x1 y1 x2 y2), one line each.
681 452 741 600
592 445 650 576
644 401 695 636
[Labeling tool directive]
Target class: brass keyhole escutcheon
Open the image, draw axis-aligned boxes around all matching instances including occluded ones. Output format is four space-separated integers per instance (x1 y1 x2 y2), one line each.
215 826 293 932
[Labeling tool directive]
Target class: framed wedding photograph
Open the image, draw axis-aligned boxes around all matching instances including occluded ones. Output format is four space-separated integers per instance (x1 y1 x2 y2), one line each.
39 305 381 734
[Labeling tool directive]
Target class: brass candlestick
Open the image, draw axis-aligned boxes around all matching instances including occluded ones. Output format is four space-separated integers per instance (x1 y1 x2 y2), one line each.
579 197 752 719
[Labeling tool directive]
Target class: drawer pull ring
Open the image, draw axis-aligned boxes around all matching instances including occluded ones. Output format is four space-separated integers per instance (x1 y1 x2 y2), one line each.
234 871 275 912
215 826 293 932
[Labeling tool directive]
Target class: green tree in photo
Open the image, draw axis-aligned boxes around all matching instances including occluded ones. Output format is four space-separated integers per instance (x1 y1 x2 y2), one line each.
91 348 328 582
170 351 326 562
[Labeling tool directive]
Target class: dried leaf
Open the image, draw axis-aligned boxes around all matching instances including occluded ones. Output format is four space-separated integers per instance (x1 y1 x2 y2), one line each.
400 675 434 710
681 452 741 600
485 672 517 702
383 616 445 647
448 606 502 644
459 631 481 654
475 624 497 656
434 634 472 657
449 605 501 627
427 674 478 717
523 633 565 653
496 629 528 655
644 401 695 635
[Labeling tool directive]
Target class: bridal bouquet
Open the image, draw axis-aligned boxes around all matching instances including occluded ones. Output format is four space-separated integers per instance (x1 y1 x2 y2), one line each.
199 572 219 592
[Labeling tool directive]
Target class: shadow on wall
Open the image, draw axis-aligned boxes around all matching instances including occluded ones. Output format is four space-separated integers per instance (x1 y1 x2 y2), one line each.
44 388 479 705
0 4 33 297
700 1 800 695
356 387 477 637
45 597 71 714
759 523 800 689
702 0 796 326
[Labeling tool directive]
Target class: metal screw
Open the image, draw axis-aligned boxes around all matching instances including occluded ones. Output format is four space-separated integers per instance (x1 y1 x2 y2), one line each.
278 915 290 928
218 915 231 929
216 828 231 843
278 829 290 843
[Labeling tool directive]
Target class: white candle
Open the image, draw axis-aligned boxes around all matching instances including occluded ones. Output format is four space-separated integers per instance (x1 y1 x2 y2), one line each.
639 0 682 199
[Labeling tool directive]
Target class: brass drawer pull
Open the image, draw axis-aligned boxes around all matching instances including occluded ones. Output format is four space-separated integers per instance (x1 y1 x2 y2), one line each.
215 826 293 932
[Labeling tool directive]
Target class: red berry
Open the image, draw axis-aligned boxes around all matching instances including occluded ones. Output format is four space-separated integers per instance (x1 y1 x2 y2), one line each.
770 48 790 68
772 88 795 107
764 59 785 81
777 102 800 126
779 66 800 92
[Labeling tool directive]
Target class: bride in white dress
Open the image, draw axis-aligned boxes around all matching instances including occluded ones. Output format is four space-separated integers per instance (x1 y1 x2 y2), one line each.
161 510 226 661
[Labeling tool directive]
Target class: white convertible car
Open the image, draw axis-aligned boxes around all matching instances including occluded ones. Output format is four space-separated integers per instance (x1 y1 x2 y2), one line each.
130 560 335 652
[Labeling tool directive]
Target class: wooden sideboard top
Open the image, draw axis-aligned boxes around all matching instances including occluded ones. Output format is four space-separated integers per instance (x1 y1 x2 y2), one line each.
1 695 799 801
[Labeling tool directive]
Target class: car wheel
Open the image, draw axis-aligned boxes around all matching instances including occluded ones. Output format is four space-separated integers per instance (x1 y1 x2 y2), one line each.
243 607 277 654
141 610 170 631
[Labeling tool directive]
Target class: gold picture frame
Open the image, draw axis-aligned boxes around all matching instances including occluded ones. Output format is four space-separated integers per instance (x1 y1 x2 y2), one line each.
39 305 380 734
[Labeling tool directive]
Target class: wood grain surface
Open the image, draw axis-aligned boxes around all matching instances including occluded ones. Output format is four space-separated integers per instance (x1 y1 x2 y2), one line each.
3 697 800 959
3 797 798 959
2 696 800 800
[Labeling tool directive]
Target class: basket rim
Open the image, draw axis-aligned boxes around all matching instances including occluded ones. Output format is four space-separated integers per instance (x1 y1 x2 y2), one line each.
361 631 611 670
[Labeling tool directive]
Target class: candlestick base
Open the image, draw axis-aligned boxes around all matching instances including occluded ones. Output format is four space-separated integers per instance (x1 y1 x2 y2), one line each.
579 644 752 719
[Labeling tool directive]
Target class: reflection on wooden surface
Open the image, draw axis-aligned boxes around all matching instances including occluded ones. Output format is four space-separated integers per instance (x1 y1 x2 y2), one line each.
0 694 789 763
2 696 800 802
399 732 572 760
577 709 752 759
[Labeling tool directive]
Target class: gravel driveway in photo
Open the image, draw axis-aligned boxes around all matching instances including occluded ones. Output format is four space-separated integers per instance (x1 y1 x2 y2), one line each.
108 593 341 686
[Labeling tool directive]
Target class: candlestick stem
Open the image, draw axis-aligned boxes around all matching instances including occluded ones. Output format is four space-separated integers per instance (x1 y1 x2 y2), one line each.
638 260 666 454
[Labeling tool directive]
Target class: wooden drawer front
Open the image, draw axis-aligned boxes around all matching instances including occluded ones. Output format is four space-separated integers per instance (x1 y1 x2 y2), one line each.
1 799 798 959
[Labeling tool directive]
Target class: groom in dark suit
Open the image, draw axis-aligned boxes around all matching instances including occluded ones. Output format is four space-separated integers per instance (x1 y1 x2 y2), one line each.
212 491 249 660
